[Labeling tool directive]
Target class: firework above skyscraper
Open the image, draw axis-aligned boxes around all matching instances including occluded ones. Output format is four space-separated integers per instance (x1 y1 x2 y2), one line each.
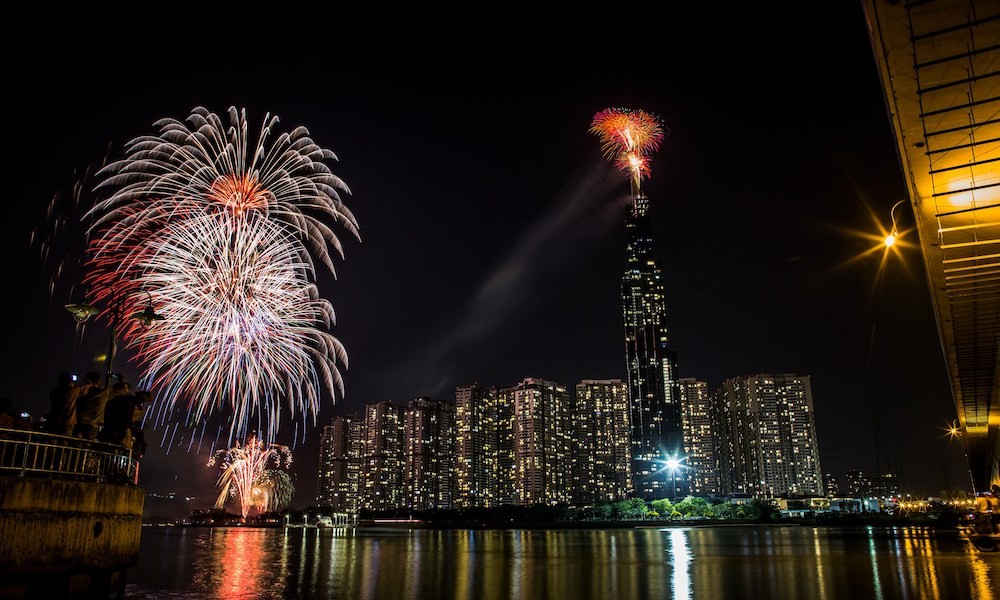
592 107 685 499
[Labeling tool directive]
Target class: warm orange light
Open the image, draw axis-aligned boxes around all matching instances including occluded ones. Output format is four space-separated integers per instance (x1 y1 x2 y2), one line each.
884 231 898 247
210 175 268 215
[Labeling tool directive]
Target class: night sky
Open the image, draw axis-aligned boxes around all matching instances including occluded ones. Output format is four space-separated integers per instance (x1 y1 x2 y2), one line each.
3 3 970 511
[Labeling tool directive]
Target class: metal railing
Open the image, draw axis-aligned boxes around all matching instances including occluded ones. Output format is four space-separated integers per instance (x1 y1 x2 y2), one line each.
0 428 139 485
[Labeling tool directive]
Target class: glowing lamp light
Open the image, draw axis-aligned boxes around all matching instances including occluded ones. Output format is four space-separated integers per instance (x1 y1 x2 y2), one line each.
665 458 681 471
884 199 907 248
64 298 101 323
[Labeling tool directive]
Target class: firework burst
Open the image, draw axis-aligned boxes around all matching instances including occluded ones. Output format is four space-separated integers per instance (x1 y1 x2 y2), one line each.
251 470 295 514
81 106 358 444
209 434 293 520
589 107 666 195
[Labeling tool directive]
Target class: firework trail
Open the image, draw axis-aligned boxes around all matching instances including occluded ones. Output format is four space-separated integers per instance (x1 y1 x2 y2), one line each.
81 106 358 444
589 108 666 196
209 435 293 520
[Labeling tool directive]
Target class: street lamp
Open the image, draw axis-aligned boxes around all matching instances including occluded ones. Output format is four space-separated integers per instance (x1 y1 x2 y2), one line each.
65 288 164 387
884 199 909 248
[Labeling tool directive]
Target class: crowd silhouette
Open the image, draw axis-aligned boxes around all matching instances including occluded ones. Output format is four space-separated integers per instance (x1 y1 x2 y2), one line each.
2 370 152 459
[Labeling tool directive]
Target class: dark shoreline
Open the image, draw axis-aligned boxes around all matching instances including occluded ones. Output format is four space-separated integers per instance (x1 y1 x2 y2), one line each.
157 515 963 531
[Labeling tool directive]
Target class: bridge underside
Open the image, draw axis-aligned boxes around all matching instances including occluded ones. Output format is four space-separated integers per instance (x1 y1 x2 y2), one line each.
863 0 1000 494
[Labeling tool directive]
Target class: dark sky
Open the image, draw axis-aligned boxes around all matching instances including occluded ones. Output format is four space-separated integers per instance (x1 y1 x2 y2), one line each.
3 3 970 511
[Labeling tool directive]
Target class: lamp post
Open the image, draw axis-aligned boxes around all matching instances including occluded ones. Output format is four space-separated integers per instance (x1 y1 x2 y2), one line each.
884 199 909 248
65 289 164 387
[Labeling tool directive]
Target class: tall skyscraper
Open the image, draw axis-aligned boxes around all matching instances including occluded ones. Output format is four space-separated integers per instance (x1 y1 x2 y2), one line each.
574 379 631 503
590 107 677 500
454 383 498 509
403 396 455 510
316 413 362 511
715 374 824 497
622 192 684 499
497 377 573 506
679 378 717 497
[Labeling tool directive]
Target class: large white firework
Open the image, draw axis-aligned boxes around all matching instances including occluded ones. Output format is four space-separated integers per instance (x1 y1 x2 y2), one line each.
83 106 358 444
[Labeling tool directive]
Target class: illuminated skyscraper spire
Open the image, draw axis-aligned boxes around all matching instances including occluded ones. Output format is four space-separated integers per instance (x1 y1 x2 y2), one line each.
591 108 685 499
589 108 665 198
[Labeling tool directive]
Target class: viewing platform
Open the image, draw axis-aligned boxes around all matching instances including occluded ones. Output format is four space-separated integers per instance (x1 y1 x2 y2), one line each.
0 428 144 599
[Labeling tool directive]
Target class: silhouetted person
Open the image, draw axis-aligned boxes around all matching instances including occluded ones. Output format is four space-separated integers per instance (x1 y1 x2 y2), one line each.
99 385 139 448
0 397 15 430
131 391 150 459
46 372 79 435
74 373 118 439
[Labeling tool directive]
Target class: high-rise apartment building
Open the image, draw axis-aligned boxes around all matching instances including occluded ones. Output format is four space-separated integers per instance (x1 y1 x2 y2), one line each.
497 377 573 506
846 470 873 497
454 383 498 509
361 400 405 511
622 193 684 499
573 379 631 504
872 472 900 499
715 374 824 497
824 472 840 498
316 413 362 511
679 378 717 497
403 397 455 510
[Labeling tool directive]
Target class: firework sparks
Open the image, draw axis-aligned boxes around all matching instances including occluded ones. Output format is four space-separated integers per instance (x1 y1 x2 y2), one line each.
252 470 295 514
81 106 358 444
589 108 666 195
209 435 293 520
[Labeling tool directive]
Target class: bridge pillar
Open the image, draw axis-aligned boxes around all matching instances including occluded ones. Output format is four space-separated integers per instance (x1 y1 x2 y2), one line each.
965 426 1000 495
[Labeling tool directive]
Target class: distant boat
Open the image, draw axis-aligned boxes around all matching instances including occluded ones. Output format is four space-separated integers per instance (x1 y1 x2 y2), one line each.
315 516 334 528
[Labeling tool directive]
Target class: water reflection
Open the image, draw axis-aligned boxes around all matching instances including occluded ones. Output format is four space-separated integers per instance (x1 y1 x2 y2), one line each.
127 525 1000 599
668 528 691 599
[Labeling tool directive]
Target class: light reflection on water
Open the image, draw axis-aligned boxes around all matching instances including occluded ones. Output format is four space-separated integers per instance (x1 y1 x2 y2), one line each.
127 525 1000 599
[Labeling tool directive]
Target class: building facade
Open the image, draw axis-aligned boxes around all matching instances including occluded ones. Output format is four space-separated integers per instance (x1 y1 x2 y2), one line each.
574 379 631 504
679 378 717 497
454 383 498 509
715 374 824 497
498 377 574 506
403 397 455 510
316 413 362 511
361 400 405 511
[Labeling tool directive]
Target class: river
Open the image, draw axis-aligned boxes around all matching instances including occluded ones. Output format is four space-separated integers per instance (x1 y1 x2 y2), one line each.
125 524 1000 599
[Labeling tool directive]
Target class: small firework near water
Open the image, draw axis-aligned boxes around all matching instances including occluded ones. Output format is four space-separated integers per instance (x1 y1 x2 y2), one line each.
208 435 294 520
589 108 666 195
81 106 359 445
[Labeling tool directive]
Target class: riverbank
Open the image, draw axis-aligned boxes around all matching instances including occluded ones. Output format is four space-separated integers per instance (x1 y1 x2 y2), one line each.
158 514 961 532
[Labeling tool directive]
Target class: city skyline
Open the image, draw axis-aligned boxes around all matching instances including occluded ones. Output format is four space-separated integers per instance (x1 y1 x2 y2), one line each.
316 372 825 516
2 3 970 508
